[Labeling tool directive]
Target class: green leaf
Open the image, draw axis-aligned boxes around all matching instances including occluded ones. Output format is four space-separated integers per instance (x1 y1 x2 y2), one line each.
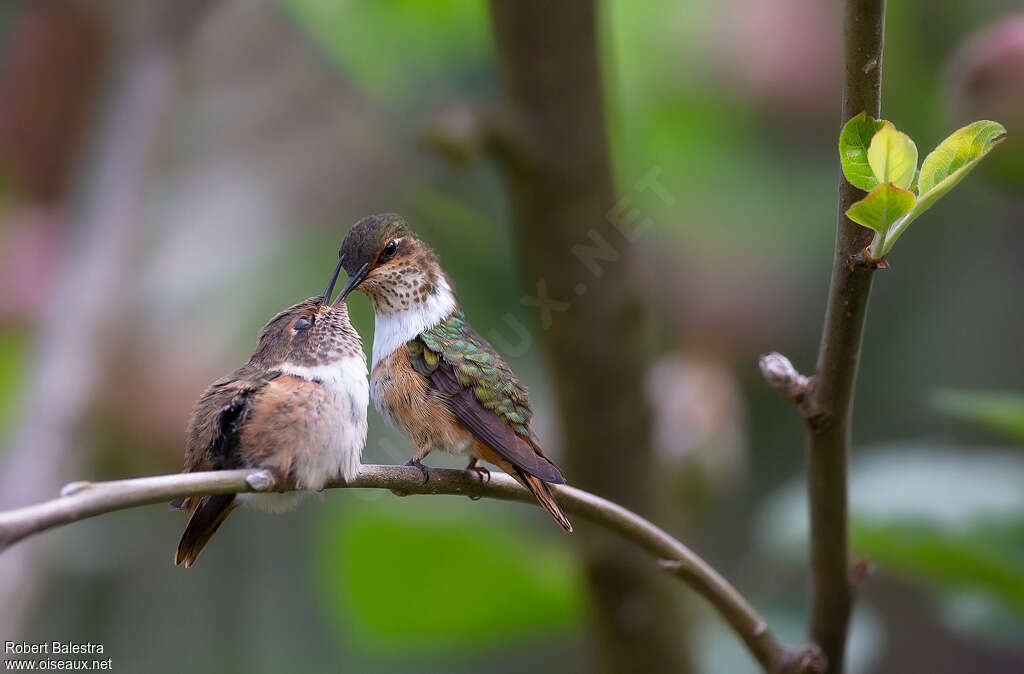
931 390 1024 442
867 122 918 190
312 498 583 656
918 120 1007 196
876 120 1006 256
839 112 887 191
845 182 916 248
851 520 1024 615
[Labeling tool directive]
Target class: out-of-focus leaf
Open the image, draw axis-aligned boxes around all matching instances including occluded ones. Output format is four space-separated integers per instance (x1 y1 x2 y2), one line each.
759 446 1024 554
931 389 1024 442
845 182 916 238
937 589 1024 648
839 112 887 191
281 0 490 105
758 446 1024 641
0 328 28 443
851 520 1024 614
312 498 583 656
866 122 918 190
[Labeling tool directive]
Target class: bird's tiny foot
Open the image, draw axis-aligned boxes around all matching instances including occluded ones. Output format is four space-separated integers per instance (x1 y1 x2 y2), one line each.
465 458 489 499
405 458 430 484
466 462 490 484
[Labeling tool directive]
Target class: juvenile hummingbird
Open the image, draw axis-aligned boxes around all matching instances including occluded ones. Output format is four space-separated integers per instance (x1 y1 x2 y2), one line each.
173 258 369 567
337 213 572 532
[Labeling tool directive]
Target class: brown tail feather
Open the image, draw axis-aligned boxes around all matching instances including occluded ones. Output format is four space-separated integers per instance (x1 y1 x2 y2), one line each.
517 470 573 533
174 494 237 567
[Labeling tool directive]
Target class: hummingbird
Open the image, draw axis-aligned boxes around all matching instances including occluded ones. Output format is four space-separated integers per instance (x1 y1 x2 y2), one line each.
172 257 369 567
336 213 572 532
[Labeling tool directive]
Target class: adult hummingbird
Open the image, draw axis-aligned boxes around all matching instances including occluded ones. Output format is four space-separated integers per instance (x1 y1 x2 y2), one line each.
336 213 572 532
173 258 369 567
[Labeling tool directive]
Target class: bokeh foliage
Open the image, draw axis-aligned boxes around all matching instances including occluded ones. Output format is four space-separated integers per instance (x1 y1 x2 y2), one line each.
312 497 584 656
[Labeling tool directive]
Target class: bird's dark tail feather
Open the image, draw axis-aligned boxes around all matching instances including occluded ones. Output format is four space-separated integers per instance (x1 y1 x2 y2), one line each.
174 494 237 568
518 470 573 533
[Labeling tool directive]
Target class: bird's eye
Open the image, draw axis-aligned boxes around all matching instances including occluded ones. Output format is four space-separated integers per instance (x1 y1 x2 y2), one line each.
293 317 312 331
380 240 399 261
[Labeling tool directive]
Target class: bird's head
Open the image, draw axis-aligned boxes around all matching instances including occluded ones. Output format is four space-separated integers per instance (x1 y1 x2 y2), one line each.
337 213 452 316
250 257 362 368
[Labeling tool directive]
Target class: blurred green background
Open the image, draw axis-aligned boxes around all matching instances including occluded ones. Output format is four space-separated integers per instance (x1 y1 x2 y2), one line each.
0 1 1021 672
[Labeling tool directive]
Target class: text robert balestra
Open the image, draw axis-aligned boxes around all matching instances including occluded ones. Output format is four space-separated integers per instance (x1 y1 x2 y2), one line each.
5 641 105 655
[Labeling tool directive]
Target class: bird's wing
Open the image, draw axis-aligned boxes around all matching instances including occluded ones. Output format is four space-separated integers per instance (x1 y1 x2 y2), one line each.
409 312 565 484
233 373 337 478
174 366 280 510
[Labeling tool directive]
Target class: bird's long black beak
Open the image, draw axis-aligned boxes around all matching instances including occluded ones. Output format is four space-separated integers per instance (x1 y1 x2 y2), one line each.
334 262 369 306
321 256 345 304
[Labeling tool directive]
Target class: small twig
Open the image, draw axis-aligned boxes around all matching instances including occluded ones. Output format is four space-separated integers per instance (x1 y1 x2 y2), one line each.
779 645 829 674
759 353 817 419
419 101 531 171
419 101 491 166
849 556 876 588
1 464 802 673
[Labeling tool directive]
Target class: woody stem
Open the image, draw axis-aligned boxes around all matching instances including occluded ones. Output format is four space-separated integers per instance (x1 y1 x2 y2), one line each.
0 464 822 674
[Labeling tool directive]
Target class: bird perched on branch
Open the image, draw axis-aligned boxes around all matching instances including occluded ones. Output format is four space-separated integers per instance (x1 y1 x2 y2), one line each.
336 213 572 532
172 258 368 567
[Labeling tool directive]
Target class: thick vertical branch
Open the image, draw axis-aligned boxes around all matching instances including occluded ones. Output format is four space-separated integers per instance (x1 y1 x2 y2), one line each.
805 1 886 671
487 1 689 671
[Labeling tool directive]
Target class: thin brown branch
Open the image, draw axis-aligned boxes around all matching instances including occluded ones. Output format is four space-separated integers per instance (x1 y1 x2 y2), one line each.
802 0 887 671
0 464 819 674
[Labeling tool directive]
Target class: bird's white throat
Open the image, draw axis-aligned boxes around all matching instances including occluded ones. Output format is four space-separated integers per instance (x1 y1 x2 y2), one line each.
371 277 456 369
279 357 367 390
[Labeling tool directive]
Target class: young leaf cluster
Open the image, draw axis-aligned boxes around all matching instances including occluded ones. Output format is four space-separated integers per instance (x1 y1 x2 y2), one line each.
839 113 1006 259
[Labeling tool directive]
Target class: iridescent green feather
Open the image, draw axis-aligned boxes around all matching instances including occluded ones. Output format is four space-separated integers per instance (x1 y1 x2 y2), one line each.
412 310 534 437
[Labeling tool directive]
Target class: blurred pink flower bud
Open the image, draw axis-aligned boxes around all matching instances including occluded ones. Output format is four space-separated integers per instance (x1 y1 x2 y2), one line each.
947 14 1024 186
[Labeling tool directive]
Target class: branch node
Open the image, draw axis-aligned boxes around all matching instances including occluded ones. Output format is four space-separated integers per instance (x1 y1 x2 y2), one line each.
847 250 890 270
60 481 93 498
244 471 275 492
760 353 810 396
850 556 876 589
804 409 834 435
420 101 491 167
420 101 533 172
657 558 685 574
759 352 821 418
778 643 827 674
